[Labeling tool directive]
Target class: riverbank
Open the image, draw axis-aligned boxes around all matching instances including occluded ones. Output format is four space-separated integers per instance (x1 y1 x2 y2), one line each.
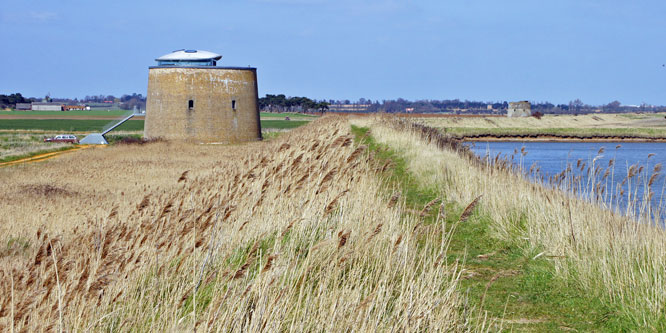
352 116 666 330
462 133 666 142
417 112 666 142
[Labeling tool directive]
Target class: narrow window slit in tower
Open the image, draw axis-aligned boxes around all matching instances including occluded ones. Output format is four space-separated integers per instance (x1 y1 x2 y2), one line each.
232 100 236 110
188 100 194 110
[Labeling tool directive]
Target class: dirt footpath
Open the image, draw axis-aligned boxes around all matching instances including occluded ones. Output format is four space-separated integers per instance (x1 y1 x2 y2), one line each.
0 145 103 168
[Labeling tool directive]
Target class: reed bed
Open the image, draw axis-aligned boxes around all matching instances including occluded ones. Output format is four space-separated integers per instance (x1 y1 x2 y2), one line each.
508 147 666 225
0 117 466 331
355 116 666 328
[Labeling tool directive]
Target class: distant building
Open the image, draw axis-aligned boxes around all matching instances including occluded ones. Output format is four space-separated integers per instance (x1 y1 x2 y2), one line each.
86 103 117 111
507 101 531 117
31 102 63 111
64 105 86 111
15 103 32 110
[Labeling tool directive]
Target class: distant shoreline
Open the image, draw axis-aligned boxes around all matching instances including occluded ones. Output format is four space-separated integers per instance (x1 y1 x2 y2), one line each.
460 134 666 143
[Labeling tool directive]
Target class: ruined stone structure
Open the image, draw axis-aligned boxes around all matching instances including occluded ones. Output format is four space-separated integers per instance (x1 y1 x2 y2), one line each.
507 101 531 117
145 50 261 143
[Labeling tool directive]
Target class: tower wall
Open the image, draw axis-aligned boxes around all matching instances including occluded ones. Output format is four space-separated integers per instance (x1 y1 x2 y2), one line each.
507 101 531 117
145 67 262 143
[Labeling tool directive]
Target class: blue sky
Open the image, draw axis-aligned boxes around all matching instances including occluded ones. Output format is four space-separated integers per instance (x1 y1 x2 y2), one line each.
1 0 665 105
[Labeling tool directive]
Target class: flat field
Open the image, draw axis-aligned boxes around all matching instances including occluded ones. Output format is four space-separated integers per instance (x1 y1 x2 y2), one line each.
1 109 317 119
0 119 307 132
1 109 129 116
0 113 310 161
0 119 144 132
418 113 666 139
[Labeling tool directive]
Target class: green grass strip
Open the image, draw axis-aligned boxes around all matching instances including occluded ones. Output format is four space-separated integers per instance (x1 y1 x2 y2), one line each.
0 146 77 164
260 120 309 129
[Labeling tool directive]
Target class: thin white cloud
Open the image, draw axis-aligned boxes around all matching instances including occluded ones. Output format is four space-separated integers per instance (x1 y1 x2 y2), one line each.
0 11 58 24
29 11 58 21
344 0 408 14
251 0 328 4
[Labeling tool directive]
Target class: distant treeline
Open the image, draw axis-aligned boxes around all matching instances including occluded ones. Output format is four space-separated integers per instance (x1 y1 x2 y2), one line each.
0 93 146 110
82 94 146 110
318 98 666 115
0 93 32 108
259 94 329 113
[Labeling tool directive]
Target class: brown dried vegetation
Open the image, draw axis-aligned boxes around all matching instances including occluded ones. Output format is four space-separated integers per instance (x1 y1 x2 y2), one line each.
0 117 464 331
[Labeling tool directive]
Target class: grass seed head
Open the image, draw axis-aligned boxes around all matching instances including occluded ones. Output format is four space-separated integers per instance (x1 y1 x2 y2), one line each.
459 196 482 223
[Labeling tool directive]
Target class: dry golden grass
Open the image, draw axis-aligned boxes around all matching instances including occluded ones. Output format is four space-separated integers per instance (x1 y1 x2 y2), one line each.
0 117 468 331
355 116 666 329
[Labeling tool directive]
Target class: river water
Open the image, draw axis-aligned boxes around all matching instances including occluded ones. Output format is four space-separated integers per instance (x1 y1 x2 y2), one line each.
466 141 666 222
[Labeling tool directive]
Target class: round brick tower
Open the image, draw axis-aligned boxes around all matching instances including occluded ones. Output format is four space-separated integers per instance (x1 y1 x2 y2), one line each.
144 49 262 143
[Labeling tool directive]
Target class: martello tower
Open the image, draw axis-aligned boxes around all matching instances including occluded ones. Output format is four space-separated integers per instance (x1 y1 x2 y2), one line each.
144 49 262 143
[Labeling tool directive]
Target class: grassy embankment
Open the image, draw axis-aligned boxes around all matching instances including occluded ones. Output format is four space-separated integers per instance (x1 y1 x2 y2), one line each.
5 115 663 329
0 117 467 331
349 125 606 331
419 113 666 140
352 116 666 330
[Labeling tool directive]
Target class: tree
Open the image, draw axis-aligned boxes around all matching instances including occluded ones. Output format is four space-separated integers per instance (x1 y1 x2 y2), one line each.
258 94 325 113
0 93 32 108
569 99 584 109
316 101 330 113
605 100 621 110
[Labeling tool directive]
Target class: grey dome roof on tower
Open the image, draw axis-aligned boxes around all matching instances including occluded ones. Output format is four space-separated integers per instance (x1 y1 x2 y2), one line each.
156 49 222 61
155 49 222 67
